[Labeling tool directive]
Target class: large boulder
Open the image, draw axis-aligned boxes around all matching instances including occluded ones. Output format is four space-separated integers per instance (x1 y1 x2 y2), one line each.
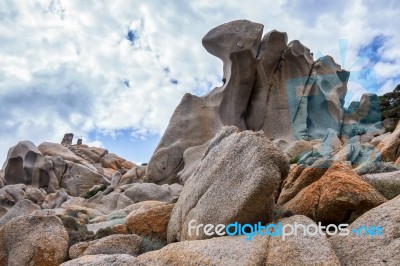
376 129 400 162
38 142 82 163
330 195 400 265
125 203 174 241
138 215 340 265
167 126 289 242
0 199 40 227
1 141 59 192
362 170 400 199
123 183 182 203
0 215 69 265
69 234 142 259
99 153 136 171
145 20 349 185
283 162 387 224
61 162 110 197
277 159 329 205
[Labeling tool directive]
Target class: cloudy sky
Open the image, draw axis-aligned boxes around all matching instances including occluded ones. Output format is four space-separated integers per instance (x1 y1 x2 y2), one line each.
0 0 399 164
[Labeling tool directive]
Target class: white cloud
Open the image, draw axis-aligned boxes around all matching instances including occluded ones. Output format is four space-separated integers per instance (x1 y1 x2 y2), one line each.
0 0 399 163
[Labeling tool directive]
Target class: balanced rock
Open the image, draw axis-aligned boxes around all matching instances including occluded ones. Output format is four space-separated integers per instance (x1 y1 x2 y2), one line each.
1 141 59 192
167 126 289 242
146 20 349 185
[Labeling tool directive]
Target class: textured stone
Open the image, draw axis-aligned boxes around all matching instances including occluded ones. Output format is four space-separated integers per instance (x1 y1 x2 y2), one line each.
99 153 136 171
123 183 182 203
38 142 82 163
126 204 174 241
0 199 40 227
42 189 69 209
277 159 329 205
0 215 68 265
60 254 143 266
330 195 400 265
284 140 314 160
1 141 59 192
168 127 289 242
69 234 142 259
25 187 47 204
377 129 400 162
61 162 110 197
283 162 387 224
362 171 400 199
61 133 73 146
117 165 146 187
86 191 133 214
0 184 27 209
139 215 340 266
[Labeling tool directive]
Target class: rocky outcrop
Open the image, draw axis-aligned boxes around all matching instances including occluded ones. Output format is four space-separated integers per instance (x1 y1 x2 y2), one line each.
139 216 340 266
282 162 387 224
0 215 69 265
167 127 289 242
1 141 59 192
330 195 400 265
99 153 136 171
146 20 350 185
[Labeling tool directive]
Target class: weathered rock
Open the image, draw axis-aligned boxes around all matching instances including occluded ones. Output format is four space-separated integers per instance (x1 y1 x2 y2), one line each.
168 127 289 242
89 147 108 157
59 215 94 247
69 234 142 259
362 171 400 199
377 129 400 162
370 132 391 146
317 128 342 157
0 199 40 227
25 187 47 204
60 254 143 266
1 141 59 192
284 140 314 161
61 162 110 196
42 189 69 209
139 215 340 266
61 133 73 146
69 145 101 164
38 142 82 163
277 159 330 205
117 165 146 187
86 191 133 214
396 156 400 166
146 20 349 185
355 161 400 175
126 203 174 241
0 184 26 209
123 183 182 203
283 162 387 224
99 153 136 171
0 215 69 265
330 195 400 265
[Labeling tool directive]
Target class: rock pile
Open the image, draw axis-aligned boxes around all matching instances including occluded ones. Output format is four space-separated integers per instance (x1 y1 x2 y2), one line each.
0 20 399 265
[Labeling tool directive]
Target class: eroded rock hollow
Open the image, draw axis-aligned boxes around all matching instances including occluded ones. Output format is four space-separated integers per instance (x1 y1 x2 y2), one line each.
145 20 380 185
